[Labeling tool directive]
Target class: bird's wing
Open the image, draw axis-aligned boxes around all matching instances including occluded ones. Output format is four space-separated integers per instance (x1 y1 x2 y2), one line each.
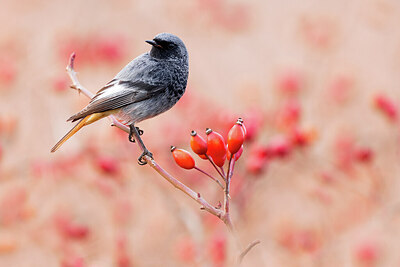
67 79 167 122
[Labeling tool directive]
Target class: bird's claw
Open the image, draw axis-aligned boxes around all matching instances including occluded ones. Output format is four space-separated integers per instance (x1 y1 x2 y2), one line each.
129 133 136 143
136 127 144 136
138 150 153 165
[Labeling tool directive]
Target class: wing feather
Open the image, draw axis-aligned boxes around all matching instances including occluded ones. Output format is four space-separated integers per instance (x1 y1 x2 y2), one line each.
67 80 165 122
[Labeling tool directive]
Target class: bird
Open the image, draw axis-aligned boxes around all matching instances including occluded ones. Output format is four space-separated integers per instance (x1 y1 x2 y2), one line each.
51 33 189 165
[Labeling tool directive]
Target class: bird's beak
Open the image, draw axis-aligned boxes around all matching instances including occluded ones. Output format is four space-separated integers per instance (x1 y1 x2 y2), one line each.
146 40 163 48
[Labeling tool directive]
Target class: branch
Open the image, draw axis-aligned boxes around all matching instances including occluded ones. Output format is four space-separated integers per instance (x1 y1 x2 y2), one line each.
194 167 225 189
206 154 226 182
238 240 261 263
223 156 235 232
63 53 258 261
64 52 225 220
66 53 130 134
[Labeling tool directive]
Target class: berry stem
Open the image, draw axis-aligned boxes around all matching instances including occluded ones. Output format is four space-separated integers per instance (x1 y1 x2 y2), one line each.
224 156 235 218
194 167 224 189
205 154 226 182
220 166 226 177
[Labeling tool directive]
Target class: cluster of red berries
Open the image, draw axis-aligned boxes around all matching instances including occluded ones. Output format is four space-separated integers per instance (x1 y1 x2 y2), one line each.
171 118 246 172
58 34 126 67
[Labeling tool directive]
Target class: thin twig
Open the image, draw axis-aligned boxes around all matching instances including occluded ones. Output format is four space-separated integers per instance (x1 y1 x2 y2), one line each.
220 166 226 177
63 52 252 258
223 157 235 230
146 155 224 218
206 154 226 182
238 240 261 263
66 53 130 134
65 52 225 219
194 167 224 189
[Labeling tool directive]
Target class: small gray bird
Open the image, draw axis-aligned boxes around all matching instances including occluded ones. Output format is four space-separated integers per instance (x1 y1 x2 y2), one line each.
51 33 189 164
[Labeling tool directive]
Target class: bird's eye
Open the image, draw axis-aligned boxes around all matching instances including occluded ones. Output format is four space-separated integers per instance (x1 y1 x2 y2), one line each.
157 40 174 49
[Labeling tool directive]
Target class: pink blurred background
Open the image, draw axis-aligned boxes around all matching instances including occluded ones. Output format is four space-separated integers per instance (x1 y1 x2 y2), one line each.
1 0 400 266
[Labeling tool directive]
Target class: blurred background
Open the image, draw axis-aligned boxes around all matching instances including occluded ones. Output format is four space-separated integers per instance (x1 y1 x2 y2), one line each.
1 0 400 266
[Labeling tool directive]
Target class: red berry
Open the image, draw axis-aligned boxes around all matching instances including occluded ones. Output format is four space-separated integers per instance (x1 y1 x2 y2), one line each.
61 256 85 267
96 156 119 175
206 128 226 159
246 155 267 175
354 240 379 264
55 214 90 240
374 93 398 122
237 117 247 136
227 145 243 161
212 153 226 167
268 136 292 158
227 121 245 154
277 70 302 95
198 154 208 160
0 58 16 85
354 148 373 163
171 147 195 169
209 235 226 264
190 130 208 155
53 75 69 93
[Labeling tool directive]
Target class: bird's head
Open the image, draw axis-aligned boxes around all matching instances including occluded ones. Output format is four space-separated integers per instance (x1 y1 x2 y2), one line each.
146 33 188 62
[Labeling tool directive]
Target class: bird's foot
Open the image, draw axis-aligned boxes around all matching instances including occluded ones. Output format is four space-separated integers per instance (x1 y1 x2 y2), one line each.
138 150 153 165
136 127 144 136
129 126 144 142
129 131 136 143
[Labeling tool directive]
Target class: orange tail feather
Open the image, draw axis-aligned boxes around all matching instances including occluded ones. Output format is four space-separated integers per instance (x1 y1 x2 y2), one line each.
51 112 111 153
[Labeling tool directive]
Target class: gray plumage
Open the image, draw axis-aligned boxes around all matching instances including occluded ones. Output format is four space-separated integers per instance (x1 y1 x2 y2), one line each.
68 32 189 125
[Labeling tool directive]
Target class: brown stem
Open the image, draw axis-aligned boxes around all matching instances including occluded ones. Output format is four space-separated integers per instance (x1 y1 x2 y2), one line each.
206 154 226 182
194 166 224 189
65 52 225 220
63 52 252 260
66 53 130 134
146 155 224 218
238 240 261 263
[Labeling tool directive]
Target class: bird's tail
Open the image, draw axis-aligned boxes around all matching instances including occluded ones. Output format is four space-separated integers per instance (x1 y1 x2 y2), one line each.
51 113 108 153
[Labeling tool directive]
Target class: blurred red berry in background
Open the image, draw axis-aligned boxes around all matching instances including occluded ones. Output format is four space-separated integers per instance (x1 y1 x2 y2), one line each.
58 34 126 66
54 213 90 240
277 100 301 131
95 156 120 175
268 136 292 158
246 154 267 175
61 256 86 267
354 148 374 164
176 237 196 263
354 240 379 265
277 69 303 95
52 75 69 93
373 93 398 122
0 57 16 86
328 75 354 103
209 234 226 265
